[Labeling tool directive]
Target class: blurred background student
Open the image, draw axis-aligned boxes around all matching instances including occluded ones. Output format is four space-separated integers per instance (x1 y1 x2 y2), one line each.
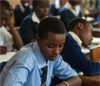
14 0 33 27
0 1 23 54
49 0 68 18
60 0 82 31
20 0 50 45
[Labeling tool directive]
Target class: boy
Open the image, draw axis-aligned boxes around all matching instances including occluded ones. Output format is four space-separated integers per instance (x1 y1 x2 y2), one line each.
20 0 50 45
0 17 82 86
61 18 100 75
0 1 23 54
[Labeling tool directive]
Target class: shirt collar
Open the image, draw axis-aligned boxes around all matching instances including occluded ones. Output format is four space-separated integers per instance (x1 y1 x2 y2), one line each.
19 3 32 13
0 26 5 32
19 3 26 13
32 42 47 68
55 0 60 9
68 31 82 47
64 2 81 17
31 12 40 23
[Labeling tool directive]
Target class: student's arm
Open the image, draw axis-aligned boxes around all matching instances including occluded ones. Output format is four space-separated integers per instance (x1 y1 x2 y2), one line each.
2 50 34 86
0 46 7 54
84 10 99 18
56 76 81 86
53 56 82 86
5 8 23 50
61 36 100 75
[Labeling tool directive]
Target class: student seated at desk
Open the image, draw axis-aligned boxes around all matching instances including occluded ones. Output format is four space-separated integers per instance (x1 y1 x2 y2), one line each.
20 0 50 45
0 17 82 86
0 1 23 54
61 18 100 75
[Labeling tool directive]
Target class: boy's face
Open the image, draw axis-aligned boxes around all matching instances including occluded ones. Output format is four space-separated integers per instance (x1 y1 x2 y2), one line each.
0 7 10 27
60 0 68 7
21 0 32 7
69 0 81 5
37 32 66 61
80 23 93 47
34 1 50 19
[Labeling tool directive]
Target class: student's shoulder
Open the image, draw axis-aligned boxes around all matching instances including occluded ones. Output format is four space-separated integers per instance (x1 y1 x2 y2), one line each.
14 4 20 11
21 14 33 24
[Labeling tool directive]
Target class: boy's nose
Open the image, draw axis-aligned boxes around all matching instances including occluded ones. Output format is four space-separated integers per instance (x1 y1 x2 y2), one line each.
53 48 60 55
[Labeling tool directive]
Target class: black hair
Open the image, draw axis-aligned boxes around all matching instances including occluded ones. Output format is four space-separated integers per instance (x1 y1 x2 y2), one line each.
0 0 11 10
37 16 66 39
32 0 49 7
68 17 90 31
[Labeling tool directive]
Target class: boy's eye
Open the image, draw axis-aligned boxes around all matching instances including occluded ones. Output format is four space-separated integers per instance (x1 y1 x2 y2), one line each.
59 44 64 48
47 45 54 48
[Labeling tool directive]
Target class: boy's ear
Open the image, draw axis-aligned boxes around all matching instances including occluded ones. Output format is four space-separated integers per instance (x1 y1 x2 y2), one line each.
77 22 83 30
35 34 41 42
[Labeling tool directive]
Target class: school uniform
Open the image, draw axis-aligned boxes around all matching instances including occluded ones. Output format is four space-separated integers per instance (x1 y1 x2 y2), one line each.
14 3 32 27
0 42 77 86
20 12 40 45
61 32 100 75
60 2 82 31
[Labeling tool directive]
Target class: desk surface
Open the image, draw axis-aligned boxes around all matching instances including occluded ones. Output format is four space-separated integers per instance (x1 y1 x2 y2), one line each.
0 52 16 62
82 37 100 54
80 75 100 86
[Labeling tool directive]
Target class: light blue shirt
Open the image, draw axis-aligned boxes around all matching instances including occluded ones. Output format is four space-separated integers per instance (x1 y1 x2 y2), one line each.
0 42 77 86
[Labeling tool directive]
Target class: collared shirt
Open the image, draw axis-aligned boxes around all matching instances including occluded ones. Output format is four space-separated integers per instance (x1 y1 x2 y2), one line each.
69 31 82 47
0 26 13 51
19 3 32 13
1 42 77 86
31 12 40 24
55 0 60 9
64 2 81 17
55 0 67 11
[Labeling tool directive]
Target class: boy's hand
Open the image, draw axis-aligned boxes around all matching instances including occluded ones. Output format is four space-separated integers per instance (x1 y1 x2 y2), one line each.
0 46 7 54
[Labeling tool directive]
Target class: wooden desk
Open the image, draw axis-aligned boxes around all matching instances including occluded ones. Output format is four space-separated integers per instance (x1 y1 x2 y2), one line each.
93 28 100 37
80 75 100 86
0 52 16 62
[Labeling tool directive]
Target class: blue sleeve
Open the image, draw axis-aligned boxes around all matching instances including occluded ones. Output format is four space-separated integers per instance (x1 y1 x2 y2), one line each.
3 49 35 86
53 55 78 80
61 35 100 75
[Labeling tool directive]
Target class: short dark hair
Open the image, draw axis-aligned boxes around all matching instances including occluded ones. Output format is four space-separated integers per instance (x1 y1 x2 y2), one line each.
68 17 90 31
37 17 66 39
32 0 49 7
1 0 11 10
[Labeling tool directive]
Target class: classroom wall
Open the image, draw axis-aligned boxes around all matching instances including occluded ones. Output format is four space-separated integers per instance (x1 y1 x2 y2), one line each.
7 0 55 8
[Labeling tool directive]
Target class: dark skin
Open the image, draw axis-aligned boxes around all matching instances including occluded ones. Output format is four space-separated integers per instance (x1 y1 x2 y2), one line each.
33 0 50 21
36 32 82 86
30 0 50 42
60 0 68 7
69 0 82 8
0 46 7 54
21 0 32 7
0 6 23 54
72 22 93 47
